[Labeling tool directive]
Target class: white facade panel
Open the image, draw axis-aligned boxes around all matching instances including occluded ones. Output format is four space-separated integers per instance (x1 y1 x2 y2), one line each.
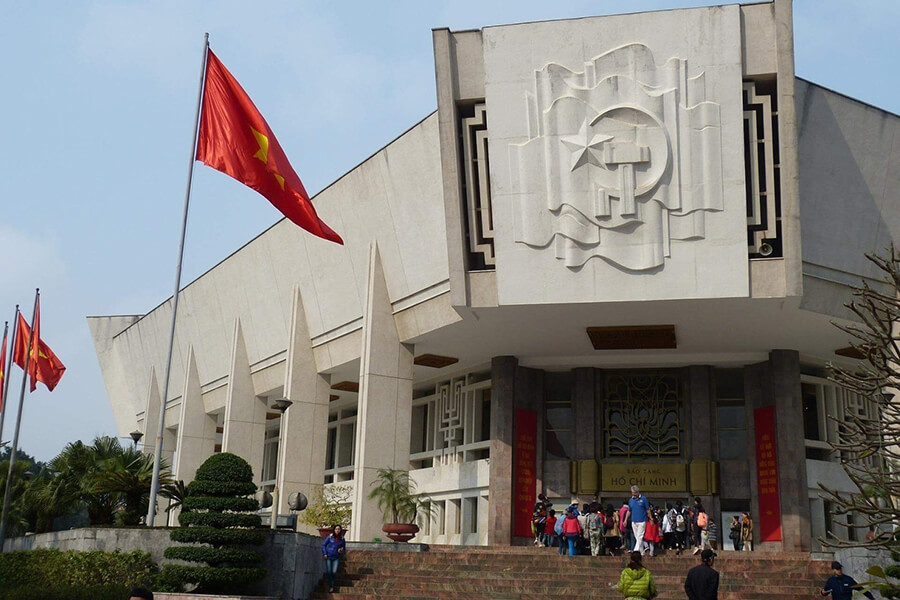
483 6 750 304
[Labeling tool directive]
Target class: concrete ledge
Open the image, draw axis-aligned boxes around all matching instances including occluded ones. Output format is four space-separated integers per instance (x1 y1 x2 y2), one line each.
347 541 429 552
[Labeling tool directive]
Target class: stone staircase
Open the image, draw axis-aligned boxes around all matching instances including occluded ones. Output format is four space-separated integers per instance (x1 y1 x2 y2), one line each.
310 545 833 599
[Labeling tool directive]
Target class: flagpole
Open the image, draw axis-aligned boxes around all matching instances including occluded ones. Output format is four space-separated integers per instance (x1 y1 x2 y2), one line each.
0 311 15 442
0 291 39 549
146 32 210 527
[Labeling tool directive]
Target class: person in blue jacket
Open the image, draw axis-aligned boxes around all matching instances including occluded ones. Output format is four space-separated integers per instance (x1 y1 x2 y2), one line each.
821 561 874 600
322 524 347 593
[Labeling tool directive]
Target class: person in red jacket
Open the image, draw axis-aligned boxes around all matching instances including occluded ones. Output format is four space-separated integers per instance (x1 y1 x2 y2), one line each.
562 507 583 556
643 512 661 557
545 510 558 549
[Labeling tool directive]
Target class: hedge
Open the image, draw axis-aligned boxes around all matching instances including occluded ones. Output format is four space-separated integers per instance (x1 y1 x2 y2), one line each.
178 510 261 529
182 495 259 512
0 548 155 599
169 525 266 547
161 565 267 588
164 546 263 566
0 584 130 600
186 479 258 497
194 452 254 483
166 452 266 593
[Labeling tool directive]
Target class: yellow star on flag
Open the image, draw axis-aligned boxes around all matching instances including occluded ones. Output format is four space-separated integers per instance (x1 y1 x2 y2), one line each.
250 127 286 190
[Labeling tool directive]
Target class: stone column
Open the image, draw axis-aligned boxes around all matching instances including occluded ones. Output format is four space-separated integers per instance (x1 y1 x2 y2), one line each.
573 368 595 462
744 359 768 551
174 346 217 485
745 351 811 552
350 243 414 542
488 355 517 545
222 318 268 485
770 349 811 552
688 366 718 517
277 286 331 523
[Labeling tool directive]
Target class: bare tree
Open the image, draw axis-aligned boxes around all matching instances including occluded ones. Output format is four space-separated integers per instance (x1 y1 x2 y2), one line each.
821 246 900 551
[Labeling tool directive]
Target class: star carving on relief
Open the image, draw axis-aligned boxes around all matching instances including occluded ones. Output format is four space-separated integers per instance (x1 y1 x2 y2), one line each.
560 120 612 171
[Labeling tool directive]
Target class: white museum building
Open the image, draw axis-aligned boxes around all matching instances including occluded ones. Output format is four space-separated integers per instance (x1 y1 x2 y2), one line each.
89 0 900 549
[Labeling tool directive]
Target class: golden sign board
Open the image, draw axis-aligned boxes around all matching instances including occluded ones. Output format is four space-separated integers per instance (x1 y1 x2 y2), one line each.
601 464 688 493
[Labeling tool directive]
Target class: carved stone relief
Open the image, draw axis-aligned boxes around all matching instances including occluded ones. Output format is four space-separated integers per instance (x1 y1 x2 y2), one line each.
510 43 725 271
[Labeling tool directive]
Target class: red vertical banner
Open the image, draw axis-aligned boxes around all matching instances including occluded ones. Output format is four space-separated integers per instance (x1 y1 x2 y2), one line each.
754 406 782 542
513 408 538 538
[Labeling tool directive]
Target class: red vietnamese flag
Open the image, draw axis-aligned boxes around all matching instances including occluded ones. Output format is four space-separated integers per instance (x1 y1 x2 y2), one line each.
12 312 38 392
12 300 66 392
0 325 7 410
196 49 343 244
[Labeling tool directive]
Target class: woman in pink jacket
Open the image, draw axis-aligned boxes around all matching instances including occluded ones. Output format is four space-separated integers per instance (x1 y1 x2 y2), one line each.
562 507 583 556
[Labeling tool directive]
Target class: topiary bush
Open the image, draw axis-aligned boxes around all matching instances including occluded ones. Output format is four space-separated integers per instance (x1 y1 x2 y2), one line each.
161 452 266 593
0 548 155 600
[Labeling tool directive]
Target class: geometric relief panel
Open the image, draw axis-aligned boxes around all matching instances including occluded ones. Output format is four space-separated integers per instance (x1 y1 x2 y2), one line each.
510 43 724 271
438 378 465 448
604 372 682 457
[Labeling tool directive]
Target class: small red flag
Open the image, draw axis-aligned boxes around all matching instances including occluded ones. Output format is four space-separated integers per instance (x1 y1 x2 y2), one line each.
0 324 7 411
12 300 66 392
196 49 343 245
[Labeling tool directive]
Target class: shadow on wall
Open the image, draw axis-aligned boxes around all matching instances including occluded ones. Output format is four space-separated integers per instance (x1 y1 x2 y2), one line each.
796 78 900 318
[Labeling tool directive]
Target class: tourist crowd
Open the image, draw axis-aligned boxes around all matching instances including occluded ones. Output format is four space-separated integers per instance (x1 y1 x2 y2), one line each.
531 486 754 557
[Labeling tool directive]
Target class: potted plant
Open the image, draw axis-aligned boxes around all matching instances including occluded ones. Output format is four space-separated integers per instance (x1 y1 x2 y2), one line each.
298 484 352 537
368 468 433 542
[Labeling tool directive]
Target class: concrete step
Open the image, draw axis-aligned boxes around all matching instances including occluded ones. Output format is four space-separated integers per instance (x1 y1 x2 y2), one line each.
312 546 831 599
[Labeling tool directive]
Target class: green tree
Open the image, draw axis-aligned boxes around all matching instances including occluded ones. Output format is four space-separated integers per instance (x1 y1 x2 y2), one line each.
91 445 163 526
163 453 265 593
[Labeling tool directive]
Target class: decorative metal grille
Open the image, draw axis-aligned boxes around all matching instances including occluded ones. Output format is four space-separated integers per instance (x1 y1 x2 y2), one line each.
604 373 682 457
438 378 465 448
743 81 782 258
460 103 495 269
411 370 492 467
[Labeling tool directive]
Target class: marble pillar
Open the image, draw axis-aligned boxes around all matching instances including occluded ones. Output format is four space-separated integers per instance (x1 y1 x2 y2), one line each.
222 318 268 486
174 346 217 485
350 242 414 542
277 286 331 523
488 355 516 545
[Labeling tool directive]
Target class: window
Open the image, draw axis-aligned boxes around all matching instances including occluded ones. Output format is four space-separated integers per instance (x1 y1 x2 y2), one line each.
801 376 879 464
409 370 492 468
450 498 462 534
465 496 478 534
715 369 746 460
324 404 357 483
260 426 280 488
717 404 746 460
545 372 573 459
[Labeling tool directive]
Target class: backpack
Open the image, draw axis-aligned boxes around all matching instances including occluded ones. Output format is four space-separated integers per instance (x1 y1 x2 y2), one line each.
588 513 602 531
675 510 686 530
554 515 565 535
603 513 615 530
697 511 709 528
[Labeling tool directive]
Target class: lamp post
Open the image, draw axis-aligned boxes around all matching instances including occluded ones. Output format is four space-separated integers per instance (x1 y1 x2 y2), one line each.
129 430 144 450
270 398 293 530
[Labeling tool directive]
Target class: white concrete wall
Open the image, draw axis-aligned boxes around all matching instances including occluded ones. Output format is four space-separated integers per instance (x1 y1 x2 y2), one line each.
797 80 900 318
90 114 450 436
412 459 490 546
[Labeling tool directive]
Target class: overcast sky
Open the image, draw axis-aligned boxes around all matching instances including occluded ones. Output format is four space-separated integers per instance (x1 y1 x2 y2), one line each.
1 0 897 461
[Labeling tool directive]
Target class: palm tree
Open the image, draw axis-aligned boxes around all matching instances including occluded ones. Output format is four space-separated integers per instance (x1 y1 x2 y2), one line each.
92 446 169 526
44 436 172 527
0 459 37 536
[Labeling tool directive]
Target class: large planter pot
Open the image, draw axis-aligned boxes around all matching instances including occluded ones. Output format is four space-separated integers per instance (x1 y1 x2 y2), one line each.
318 527 332 539
382 522 419 543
